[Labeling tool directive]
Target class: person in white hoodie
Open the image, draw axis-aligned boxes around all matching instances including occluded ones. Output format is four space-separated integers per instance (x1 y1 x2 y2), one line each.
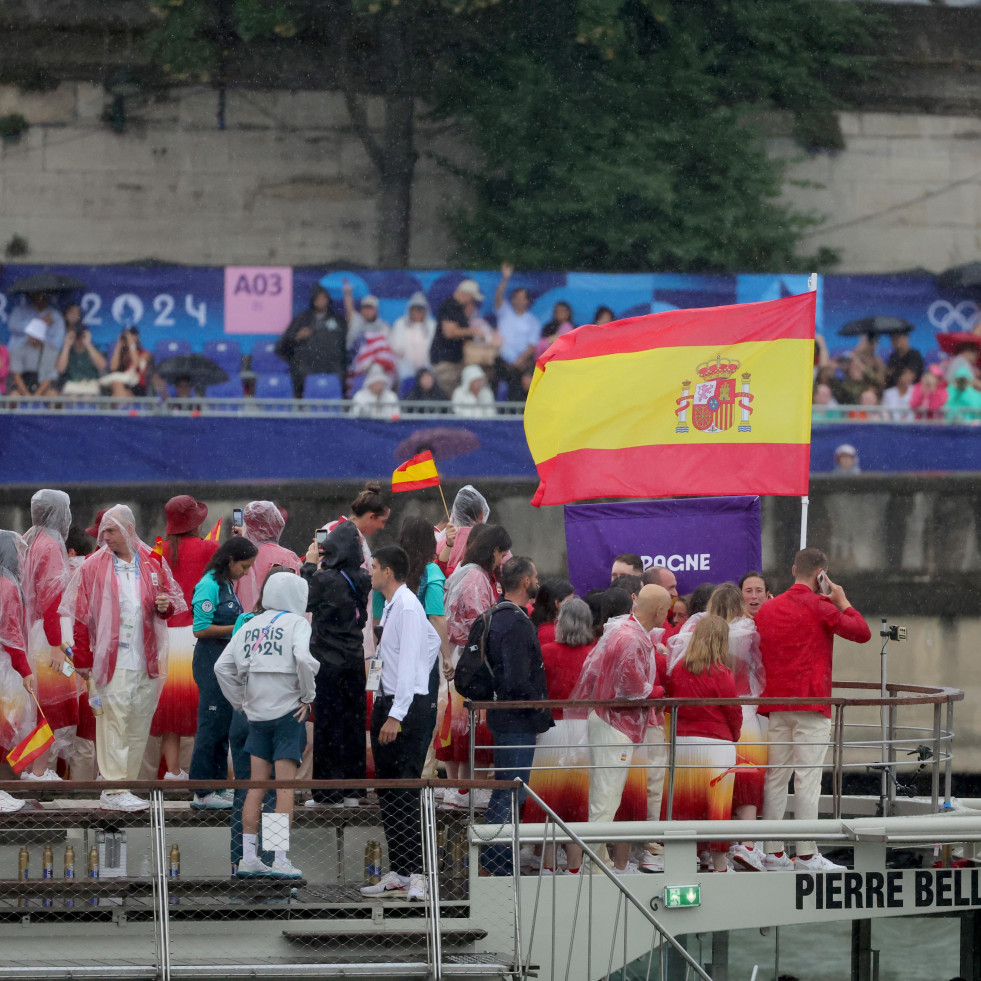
451 363 496 418
350 362 399 418
215 571 319 879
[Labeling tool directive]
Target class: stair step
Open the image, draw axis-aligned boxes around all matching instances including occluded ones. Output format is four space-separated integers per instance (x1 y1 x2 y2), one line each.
283 927 488 948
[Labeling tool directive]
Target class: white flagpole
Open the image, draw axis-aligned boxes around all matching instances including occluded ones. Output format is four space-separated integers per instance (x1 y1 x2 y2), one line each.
800 272 818 549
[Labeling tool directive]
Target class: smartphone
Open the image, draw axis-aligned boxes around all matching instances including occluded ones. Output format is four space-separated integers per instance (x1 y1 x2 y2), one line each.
233 508 244 527
315 529 328 546
816 571 832 596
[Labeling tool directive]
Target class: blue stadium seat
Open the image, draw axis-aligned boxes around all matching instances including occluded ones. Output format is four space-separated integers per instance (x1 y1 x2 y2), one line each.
206 375 244 399
303 374 342 400
254 373 293 399
203 339 243 373
399 376 416 399
348 374 365 397
250 341 289 374
497 380 509 401
154 338 192 362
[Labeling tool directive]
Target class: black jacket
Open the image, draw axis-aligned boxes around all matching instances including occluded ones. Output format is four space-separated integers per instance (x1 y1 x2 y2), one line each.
304 520 370 669
275 307 348 394
484 601 554 734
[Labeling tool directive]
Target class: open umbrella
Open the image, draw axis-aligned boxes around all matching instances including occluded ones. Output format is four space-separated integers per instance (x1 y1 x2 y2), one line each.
936 332 981 356
155 354 228 387
5 272 87 294
394 427 480 463
937 262 981 298
838 316 915 337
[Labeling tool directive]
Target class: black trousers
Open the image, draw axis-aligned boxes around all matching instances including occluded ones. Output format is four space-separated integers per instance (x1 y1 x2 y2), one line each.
312 661 367 803
370 690 432 878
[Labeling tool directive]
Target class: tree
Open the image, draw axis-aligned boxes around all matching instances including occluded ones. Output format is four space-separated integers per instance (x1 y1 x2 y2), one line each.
430 0 880 272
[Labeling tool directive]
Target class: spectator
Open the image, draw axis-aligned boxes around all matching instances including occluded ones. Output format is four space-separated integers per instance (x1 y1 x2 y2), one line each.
831 353 878 405
452 364 496 418
343 287 390 349
430 279 484 395
570 583 671 872
188 536 258 809
389 293 436 380
882 366 916 421
360 545 440 901
56 308 107 397
945 363 981 420
404 367 448 403
832 443 861 475
910 364 947 419
0 341 9 394
755 547 871 871
236 501 302 614
593 306 615 325
7 291 66 352
494 263 541 371
9 319 60 397
348 327 398 395
530 578 574 646
884 328 924 387
104 326 152 397
534 302 574 358
849 333 886 388
216 570 318 879
848 386 880 420
480 555 553 875
611 553 644 580
350 363 399 418
943 339 981 387
812 382 838 408
304 517 371 805
63 505 185 811
275 286 347 399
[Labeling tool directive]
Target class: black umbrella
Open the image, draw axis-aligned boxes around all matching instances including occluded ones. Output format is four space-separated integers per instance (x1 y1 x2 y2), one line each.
937 262 981 297
155 354 228 387
838 316 915 337
5 272 87 294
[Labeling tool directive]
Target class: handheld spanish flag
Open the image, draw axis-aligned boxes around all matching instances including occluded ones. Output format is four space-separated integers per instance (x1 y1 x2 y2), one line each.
524 291 816 506
149 536 165 565
204 518 222 542
6 719 55 774
392 450 450 518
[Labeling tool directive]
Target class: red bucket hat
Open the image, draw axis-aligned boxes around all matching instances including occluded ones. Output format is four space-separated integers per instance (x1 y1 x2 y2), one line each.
85 508 109 540
164 495 209 536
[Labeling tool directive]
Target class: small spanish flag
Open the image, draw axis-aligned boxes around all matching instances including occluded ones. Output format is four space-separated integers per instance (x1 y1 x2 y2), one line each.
6 720 55 774
150 536 165 565
204 518 222 542
392 451 440 493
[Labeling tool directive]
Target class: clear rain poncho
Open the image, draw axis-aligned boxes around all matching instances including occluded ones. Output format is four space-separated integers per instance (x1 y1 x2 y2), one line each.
237 501 301 613
0 530 35 752
444 485 491 574
60 505 186 689
444 562 497 649
242 500 285 545
666 612 765 699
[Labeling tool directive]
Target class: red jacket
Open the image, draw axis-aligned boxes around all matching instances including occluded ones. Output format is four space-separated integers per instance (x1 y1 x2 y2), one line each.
755 584 872 717
665 662 741 742
24 531 67 647
540 640 594 719
0 576 30 677
162 536 218 628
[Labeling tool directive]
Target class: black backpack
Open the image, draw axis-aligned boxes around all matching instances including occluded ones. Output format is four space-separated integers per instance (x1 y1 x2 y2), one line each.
454 607 499 701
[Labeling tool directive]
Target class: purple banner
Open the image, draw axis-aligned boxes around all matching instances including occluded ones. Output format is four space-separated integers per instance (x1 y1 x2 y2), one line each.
564 496 762 595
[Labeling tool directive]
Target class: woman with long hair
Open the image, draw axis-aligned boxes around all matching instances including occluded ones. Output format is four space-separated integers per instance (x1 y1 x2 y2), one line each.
439 484 490 576
187 536 257 809
530 578 573 646
105 326 151 397
662 614 741 872
149 495 218 779
440 523 512 809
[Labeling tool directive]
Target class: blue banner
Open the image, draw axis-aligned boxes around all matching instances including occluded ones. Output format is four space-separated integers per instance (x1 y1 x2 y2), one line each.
564 497 762 595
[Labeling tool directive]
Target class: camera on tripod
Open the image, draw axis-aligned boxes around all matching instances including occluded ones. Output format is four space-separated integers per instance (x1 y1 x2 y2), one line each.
881 623 907 642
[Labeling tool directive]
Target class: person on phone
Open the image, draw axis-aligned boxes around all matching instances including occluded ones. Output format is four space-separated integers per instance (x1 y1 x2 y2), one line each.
236 501 302 614
754 547 872 872
56 305 106 397
103 326 151 397
216 570 319 879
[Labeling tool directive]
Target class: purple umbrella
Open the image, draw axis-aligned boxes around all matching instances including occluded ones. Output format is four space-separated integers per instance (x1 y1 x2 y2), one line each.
394 427 481 463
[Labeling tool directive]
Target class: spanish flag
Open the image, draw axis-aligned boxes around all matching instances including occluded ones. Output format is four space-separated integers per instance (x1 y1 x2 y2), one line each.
525 292 815 506
392 451 441 493
205 518 222 542
6 720 55 774
149 536 165 566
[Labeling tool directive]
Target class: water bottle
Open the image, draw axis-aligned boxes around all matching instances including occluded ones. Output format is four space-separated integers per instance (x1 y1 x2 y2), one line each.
87 675 103 717
88 846 99 907
64 845 75 908
18 846 29 909
42 844 53 907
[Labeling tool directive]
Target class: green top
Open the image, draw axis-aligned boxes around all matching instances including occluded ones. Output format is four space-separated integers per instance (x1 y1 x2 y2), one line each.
233 611 256 635
371 562 446 619
64 346 101 381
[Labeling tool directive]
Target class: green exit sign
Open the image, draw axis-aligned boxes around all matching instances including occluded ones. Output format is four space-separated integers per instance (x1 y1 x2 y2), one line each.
663 885 701 909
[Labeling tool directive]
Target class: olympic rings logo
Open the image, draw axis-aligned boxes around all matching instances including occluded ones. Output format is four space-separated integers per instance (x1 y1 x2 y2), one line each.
929 300 979 332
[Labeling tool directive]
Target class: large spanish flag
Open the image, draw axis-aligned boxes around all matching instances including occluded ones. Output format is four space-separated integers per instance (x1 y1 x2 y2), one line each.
525 292 815 506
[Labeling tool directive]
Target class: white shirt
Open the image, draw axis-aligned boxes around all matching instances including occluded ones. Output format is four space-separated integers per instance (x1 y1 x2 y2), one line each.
113 555 145 673
378 583 439 721
495 301 541 363
882 385 913 421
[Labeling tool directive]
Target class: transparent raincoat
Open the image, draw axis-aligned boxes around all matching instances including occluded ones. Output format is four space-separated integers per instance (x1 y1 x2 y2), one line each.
237 500 301 613
444 563 496 649
666 612 765 698
0 531 35 751
443 485 491 575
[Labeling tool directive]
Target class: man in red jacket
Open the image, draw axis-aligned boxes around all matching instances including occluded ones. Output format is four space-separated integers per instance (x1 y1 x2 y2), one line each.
755 547 871 872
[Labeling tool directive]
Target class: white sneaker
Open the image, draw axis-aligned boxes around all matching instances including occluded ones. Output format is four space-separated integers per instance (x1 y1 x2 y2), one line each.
163 770 188 780
406 873 427 901
519 845 541 870
361 870 409 896
42 769 63 781
192 792 233 810
471 788 492 810
640 851 664 873
613 862 641 875
270 858 303 879
100 791 149 812
20 771 47 781
342 797 360 807
0 790 25 813
731 843 765 872
540 867 568 876
218 789 234 803
303 798 318 807
440 789 469 811
794 853 846 872
763 852 795 871
236 856 273 877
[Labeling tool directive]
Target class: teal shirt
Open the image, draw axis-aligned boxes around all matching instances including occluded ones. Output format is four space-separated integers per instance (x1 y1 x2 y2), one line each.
233 611 256 635
191 570 221 632
371 562 446 619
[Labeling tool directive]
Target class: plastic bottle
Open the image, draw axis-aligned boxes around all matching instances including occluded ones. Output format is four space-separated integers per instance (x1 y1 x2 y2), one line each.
169 844 180 906
18 846 29 909
364 840 381 884
64 845 75 909
88 845 99 907
87 675 103 717
42 844 53 907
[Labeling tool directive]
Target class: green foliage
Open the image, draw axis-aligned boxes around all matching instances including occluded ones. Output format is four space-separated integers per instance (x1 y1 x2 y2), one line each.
434 0 879 272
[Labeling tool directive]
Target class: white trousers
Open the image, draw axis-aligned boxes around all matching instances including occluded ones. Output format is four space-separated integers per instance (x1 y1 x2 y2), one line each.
95 668 158 784
587 712 637 865
762 711 832 855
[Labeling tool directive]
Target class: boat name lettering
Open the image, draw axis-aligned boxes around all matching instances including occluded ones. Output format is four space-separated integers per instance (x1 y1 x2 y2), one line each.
796 870 981 911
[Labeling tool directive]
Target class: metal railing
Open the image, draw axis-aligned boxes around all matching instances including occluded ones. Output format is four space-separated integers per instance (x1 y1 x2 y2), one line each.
812 403 981 424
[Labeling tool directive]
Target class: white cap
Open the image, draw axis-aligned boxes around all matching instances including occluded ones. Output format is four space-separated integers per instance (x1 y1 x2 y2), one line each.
24 318 48 342
835 444 857 457
457 279 485 303
361 294 379 308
